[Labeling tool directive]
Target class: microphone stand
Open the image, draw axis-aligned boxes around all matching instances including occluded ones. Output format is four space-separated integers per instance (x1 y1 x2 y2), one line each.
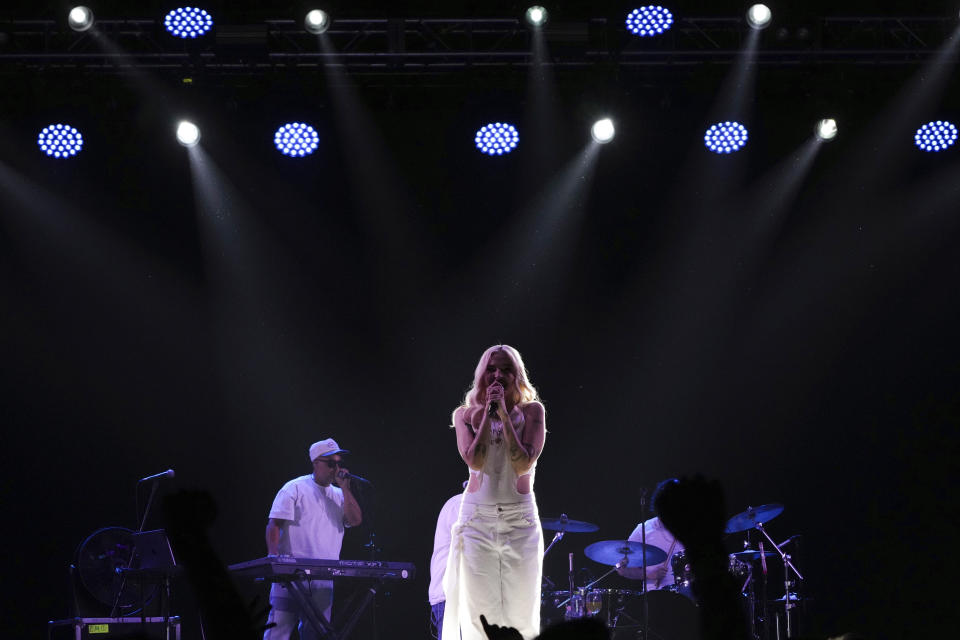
640 490 648 640
355 478 381 640
138 478 161 533
110 477 162 617
566 553 581 618
755 522 803 638
543 514 569 558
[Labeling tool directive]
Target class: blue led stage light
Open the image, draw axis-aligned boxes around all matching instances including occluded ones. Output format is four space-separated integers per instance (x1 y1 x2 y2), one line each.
475 122 520 156
704 121 749 154
274 123 320 157
914 121 957 152
626 6 674 37
164 7 213 39
37 124 84 158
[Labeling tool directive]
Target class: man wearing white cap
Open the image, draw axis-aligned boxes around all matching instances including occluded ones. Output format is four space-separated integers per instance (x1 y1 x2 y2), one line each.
263 438 363 640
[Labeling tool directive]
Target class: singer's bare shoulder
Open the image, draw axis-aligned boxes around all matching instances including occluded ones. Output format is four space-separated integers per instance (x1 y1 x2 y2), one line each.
521 401 545 422
453 405 482 431
521 401 546 440
519 401 546 461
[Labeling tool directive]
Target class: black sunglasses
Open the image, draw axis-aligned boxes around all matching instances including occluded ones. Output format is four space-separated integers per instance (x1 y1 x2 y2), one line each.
317 458 343 468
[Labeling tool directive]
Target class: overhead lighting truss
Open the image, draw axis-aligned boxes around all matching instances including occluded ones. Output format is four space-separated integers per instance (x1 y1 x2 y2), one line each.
0 16 955 74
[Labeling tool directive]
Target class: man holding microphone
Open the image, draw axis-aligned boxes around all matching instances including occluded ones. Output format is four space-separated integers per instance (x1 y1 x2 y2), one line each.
263 438 363 640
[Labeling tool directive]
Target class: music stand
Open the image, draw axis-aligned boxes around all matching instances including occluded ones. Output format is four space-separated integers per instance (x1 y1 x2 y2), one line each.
132 530 177 573
127 529 178 624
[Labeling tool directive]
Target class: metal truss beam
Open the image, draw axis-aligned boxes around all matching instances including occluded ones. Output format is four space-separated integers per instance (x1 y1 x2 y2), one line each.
0 17 956 73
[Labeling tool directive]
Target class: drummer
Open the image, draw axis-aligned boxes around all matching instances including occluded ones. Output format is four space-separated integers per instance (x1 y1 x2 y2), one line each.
617 478 684 591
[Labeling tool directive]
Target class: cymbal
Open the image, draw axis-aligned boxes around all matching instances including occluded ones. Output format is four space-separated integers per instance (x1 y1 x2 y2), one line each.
540 516 599 533
772 593 801 603
724 504 784 534
730 549 776 560
584 540 667 567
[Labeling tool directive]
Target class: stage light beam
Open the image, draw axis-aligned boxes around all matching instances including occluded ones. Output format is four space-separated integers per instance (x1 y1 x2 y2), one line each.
746 4 772 30
177 121 201 147
591 118 615 144
68 6 95 32
525 6 548 27
816 118 838 142
305 10 330 34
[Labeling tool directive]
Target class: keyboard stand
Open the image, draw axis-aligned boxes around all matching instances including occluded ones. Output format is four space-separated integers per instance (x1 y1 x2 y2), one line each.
337 580 380 640
285 580 337 639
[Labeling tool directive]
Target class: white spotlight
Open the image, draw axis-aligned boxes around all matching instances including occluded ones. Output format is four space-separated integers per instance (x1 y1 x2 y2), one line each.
816 118 838 142
176 121 201 147
525 6 548 27
746 4 772 30
68 6 95 32
305 9 330 34
591 118 615 144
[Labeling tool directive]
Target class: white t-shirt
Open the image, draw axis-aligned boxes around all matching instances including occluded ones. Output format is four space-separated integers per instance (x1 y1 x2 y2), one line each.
268 474 347 559
428 494 463 605
622 516 684 591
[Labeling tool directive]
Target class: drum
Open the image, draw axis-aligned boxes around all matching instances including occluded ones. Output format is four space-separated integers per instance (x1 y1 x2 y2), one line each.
728 554 750 577
583 588 640 628
661 580 695 602
540 590 580 629
611 589 699 640
667 550 695 602
670 550 693 585
542 588 641 631
662 551 751 602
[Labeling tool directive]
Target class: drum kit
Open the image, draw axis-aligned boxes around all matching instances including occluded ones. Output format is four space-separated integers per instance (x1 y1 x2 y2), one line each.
539 504 804 640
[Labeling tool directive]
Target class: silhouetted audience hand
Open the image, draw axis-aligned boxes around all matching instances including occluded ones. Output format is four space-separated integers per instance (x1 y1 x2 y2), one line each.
654 474 726 551
480 614 609 640
537 617 609 640
163 490 263 640
653 475 750 640
480 614 524 640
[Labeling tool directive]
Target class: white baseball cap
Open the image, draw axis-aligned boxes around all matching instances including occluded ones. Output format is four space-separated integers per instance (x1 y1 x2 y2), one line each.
308 438 349 461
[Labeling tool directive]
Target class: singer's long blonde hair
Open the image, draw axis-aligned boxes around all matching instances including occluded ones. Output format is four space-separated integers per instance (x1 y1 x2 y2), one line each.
456 345 541 415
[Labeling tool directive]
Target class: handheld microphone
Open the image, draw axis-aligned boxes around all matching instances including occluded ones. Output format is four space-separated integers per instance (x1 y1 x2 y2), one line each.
487 383 503 417
139 469 175 483
337 470 372 485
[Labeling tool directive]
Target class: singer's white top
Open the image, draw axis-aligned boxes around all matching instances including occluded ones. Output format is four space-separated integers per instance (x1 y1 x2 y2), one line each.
462 405 536 506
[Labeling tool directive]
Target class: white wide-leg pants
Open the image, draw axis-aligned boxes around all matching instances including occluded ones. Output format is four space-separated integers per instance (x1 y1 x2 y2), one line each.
442 499 544 640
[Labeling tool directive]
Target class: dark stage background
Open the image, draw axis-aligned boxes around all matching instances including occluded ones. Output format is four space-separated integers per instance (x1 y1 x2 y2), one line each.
2 1 958 639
